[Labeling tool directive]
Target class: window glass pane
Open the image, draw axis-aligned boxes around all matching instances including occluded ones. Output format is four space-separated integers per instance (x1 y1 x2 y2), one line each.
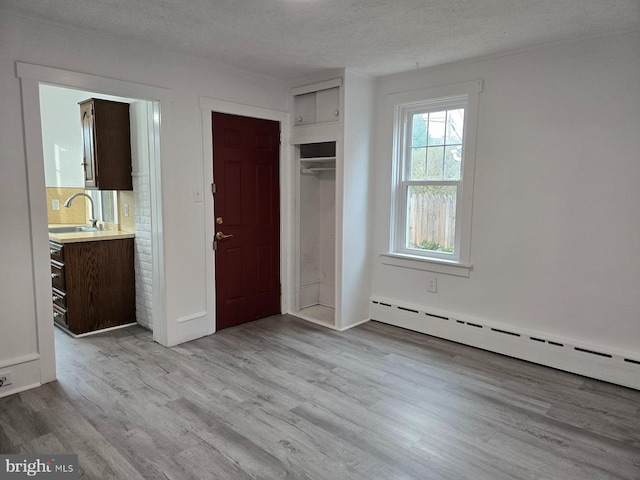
90 190 118 223
427 111 446 146
406 185 457 253
446 109 464 144
444 145 462 180
410 147 426 180
87 190 101 221
411 113 428 147
426 146 444 180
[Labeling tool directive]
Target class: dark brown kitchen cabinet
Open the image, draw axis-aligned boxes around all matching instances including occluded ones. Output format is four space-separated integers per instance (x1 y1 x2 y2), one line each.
50 239 135 335
79 98 132 190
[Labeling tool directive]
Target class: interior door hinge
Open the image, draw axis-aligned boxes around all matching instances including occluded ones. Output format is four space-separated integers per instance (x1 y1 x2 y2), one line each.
211 183 216 194
213 239 217 251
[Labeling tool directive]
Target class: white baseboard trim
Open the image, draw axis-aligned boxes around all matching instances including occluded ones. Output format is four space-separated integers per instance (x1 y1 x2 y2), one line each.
370 296 640 391
290 307 369 332
55 322 138 338
338 317 370 331
0 382 41 399
290 311 340 331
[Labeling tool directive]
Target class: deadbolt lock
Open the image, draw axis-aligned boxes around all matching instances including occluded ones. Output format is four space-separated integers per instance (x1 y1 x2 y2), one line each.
216 217 223 224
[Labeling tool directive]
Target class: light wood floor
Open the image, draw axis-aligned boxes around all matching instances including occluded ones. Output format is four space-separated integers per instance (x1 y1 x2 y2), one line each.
1 315 639 479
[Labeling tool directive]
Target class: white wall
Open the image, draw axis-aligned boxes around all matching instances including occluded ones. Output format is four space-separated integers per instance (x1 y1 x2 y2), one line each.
339 71 375 329
39 85 86 187
0 10 288 396
372 31 640 355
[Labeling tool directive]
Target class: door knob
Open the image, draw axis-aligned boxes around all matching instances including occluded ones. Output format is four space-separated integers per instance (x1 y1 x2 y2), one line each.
216 231 233 240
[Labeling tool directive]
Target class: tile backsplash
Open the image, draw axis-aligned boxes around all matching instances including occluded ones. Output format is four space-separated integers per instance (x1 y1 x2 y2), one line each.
46 187 86 224
46 187 135 233
118 190 135 232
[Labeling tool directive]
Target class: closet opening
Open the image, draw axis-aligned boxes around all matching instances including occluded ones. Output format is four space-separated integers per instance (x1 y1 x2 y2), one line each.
295 141 337 327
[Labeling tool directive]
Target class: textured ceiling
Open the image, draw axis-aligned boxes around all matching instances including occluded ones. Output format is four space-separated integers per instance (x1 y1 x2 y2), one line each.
3 0 639 79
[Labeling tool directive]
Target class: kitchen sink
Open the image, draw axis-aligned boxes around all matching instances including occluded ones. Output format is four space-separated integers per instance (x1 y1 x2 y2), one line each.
49 226 99 233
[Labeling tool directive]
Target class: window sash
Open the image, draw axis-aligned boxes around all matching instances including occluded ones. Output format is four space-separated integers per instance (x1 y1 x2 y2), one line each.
398 105 466 261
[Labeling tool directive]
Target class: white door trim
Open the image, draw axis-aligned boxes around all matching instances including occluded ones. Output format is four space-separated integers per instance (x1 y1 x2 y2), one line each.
17 62 172 386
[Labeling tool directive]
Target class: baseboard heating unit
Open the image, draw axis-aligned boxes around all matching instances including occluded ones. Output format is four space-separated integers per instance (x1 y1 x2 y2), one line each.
370 296 640 391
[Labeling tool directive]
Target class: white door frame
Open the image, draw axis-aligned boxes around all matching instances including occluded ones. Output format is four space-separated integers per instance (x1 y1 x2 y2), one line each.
198 97 293 333
17 62 172 383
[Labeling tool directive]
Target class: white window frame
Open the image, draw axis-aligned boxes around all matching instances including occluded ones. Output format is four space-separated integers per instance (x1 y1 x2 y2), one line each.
383 80 482 276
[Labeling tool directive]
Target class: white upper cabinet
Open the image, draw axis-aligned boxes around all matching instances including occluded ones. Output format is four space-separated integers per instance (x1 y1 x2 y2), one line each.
293 79 341 125
291 78 343 145
315 87 340 124
294 92 317 126
294 87 340 126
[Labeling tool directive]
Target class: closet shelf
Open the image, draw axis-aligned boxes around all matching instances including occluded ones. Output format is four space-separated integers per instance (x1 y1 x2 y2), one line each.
301 167 336 174
300 156 337 162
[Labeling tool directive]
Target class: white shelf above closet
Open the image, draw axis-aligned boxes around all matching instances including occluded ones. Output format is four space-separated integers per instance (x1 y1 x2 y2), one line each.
300 157 337 162
292 78 342 127
301 167 336 174
291 78 342 145
299 145 336 174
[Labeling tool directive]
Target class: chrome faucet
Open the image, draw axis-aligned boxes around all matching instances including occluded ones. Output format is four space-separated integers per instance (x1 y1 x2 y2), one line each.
64 193 98 228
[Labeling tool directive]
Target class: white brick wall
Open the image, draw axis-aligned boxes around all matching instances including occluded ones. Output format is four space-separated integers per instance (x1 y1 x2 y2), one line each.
133 172 153 330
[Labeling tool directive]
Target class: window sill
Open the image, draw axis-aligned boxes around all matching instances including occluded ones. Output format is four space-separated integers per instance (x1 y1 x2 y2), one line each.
379 252 472 277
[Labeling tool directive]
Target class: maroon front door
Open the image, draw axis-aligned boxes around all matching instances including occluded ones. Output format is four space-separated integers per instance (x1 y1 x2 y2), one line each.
212 112 281 330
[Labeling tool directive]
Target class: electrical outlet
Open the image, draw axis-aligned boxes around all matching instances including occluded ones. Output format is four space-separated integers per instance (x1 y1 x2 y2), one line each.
124 203 129 217
52 199 60 211
0 371 13 388
427 276 437 293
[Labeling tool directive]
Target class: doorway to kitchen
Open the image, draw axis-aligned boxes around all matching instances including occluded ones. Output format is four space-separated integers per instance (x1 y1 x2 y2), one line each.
41 85 154 337
18 62 170 384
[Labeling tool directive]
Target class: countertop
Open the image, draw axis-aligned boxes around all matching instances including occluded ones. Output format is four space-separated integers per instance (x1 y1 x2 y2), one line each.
49 226 135 244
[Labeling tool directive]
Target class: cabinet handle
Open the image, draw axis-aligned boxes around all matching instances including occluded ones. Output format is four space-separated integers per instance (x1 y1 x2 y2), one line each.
53 295 61 302
51 273 59 279
53 311 62 318
50 249 57 255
